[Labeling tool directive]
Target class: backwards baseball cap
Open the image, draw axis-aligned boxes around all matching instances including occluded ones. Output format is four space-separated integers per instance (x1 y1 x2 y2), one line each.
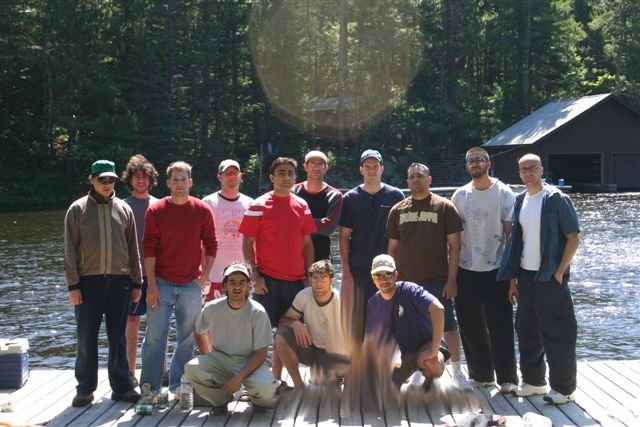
91 160 118 178
218 159 241 173
304 150 328 164
223 263 251 280
371 254 396 274
360 149 383 165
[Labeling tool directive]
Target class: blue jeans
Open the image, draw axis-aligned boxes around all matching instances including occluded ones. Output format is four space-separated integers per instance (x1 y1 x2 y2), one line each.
75 275 133 395
140 278 202 392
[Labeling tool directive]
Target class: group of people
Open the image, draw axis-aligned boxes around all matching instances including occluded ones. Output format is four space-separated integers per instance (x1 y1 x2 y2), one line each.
63 146 580 414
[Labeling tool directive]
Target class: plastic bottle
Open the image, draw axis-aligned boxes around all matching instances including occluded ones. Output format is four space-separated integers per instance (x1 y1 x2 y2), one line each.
180 376 193 411
558 178 565 186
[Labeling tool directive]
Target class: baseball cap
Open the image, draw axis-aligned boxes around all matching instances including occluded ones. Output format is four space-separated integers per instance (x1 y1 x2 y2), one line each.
223 263 251 280
218 159 241 173
304 150 328 164
360 149 383 164
371 254 396 274
91 160 118 178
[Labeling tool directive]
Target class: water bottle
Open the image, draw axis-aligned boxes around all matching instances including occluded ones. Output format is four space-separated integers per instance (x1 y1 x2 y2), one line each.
180 376 193 411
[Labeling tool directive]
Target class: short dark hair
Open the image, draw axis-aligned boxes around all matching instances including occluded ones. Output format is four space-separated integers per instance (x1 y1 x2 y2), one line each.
269 157 297 175
308 259 334 278
121 154 159 191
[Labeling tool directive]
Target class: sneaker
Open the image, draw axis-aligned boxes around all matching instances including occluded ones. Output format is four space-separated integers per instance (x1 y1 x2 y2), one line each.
210 404 228 416
511 382 548 397
499 382 517 394
452 371 473 391
111 389 141 403
72 393 94 407
470 379 495 388
543 389 575 404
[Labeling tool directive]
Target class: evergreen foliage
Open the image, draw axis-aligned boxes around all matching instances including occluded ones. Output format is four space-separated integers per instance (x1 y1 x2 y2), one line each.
1 0 638 208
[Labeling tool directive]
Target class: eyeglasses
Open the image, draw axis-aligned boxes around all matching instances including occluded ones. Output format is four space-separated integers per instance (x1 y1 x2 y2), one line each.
373 272 394 280
519 165 541 174
466 157 488 165
97 177 116 184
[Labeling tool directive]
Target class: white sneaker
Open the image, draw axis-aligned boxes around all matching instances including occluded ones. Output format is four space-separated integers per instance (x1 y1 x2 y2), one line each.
543 389 575 404
499 382 517 394
469 379 494 388
452 372 473 391
511 382 548 397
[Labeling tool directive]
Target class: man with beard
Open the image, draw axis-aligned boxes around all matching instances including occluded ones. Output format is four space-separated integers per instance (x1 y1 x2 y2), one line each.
386 162 472 391
451 147 518 393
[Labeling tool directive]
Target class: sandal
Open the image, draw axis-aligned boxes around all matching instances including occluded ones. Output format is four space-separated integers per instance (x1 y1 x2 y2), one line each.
276 380 293 394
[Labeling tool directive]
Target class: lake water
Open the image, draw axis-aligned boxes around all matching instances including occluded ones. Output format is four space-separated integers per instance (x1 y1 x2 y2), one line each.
0 193 638 368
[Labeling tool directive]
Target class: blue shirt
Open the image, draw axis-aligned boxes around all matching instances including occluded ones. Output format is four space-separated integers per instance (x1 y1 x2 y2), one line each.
339 184 404 269
365 281 436 353
498 185 580 282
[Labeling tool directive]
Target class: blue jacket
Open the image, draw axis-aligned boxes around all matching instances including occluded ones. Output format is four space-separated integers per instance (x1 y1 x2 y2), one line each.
498 185 579 282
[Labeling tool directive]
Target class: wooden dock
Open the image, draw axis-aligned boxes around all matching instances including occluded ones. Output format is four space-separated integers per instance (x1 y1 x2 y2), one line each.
1 361 638 426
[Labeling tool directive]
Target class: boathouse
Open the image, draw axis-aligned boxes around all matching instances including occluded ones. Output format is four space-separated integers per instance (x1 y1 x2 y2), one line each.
482 93 640 191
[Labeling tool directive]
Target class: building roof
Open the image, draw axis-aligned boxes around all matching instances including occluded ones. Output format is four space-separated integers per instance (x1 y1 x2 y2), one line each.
483 93 613 147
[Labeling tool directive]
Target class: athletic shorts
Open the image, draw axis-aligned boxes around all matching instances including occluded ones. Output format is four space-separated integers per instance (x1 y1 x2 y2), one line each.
252 274 303 327
128 278 148 316
277 326 350 370
420 277 458 332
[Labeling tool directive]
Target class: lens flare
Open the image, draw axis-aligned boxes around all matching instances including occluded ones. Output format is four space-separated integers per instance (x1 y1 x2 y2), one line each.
249 0 423 139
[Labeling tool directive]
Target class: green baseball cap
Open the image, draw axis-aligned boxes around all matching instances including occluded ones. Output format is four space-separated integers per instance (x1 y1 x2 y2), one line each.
91 160 118 178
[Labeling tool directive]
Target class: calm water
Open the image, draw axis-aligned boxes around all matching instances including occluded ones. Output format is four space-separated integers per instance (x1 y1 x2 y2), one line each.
0 193 638 368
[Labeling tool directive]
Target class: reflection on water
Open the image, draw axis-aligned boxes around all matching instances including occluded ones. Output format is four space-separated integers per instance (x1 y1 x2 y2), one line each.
1 193 639 368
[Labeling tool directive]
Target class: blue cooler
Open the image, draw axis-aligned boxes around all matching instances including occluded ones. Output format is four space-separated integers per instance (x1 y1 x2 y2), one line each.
0 338 29 389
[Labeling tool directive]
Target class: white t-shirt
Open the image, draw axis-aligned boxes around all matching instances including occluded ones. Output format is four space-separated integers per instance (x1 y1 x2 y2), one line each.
451 179 515 271
202 191 253 282
291 287 348 357
196 297 272 357
519 190 544 271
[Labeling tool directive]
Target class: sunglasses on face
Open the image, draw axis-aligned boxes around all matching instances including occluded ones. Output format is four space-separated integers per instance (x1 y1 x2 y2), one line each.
373 272 394 280
466 157 488 165
97 177 116 184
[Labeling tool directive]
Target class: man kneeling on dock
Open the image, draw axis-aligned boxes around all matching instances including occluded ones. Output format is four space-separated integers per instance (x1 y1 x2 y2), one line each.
365 254 449 391
276 260 350 390
184 262 279 416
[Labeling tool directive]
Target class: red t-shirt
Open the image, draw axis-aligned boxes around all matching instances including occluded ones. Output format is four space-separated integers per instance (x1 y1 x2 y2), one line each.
143 196 218 284
239 192 316 281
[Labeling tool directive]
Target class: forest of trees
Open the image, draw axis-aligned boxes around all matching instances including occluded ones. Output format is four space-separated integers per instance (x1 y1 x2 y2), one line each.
1 0 639 208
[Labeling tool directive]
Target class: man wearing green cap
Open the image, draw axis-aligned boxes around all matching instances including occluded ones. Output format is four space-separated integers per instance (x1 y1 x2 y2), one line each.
64 159 143 407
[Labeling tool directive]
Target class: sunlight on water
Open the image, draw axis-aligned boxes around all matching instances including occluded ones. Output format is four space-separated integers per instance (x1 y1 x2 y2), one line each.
0 193 638 368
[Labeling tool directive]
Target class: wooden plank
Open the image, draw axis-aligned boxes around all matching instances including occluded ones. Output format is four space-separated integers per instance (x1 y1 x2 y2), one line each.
403 383 434 426
575 366 630 426
222 399 252 427
133 400 180 427
180 407 210 427
29 373 87 426
11 370 98 426
575 363 638 426
317 383 342 427
582 362 638 410
293 384 321 426
5 363 640 426
620 360 640 377
594 361 640 397
610 361 640 388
